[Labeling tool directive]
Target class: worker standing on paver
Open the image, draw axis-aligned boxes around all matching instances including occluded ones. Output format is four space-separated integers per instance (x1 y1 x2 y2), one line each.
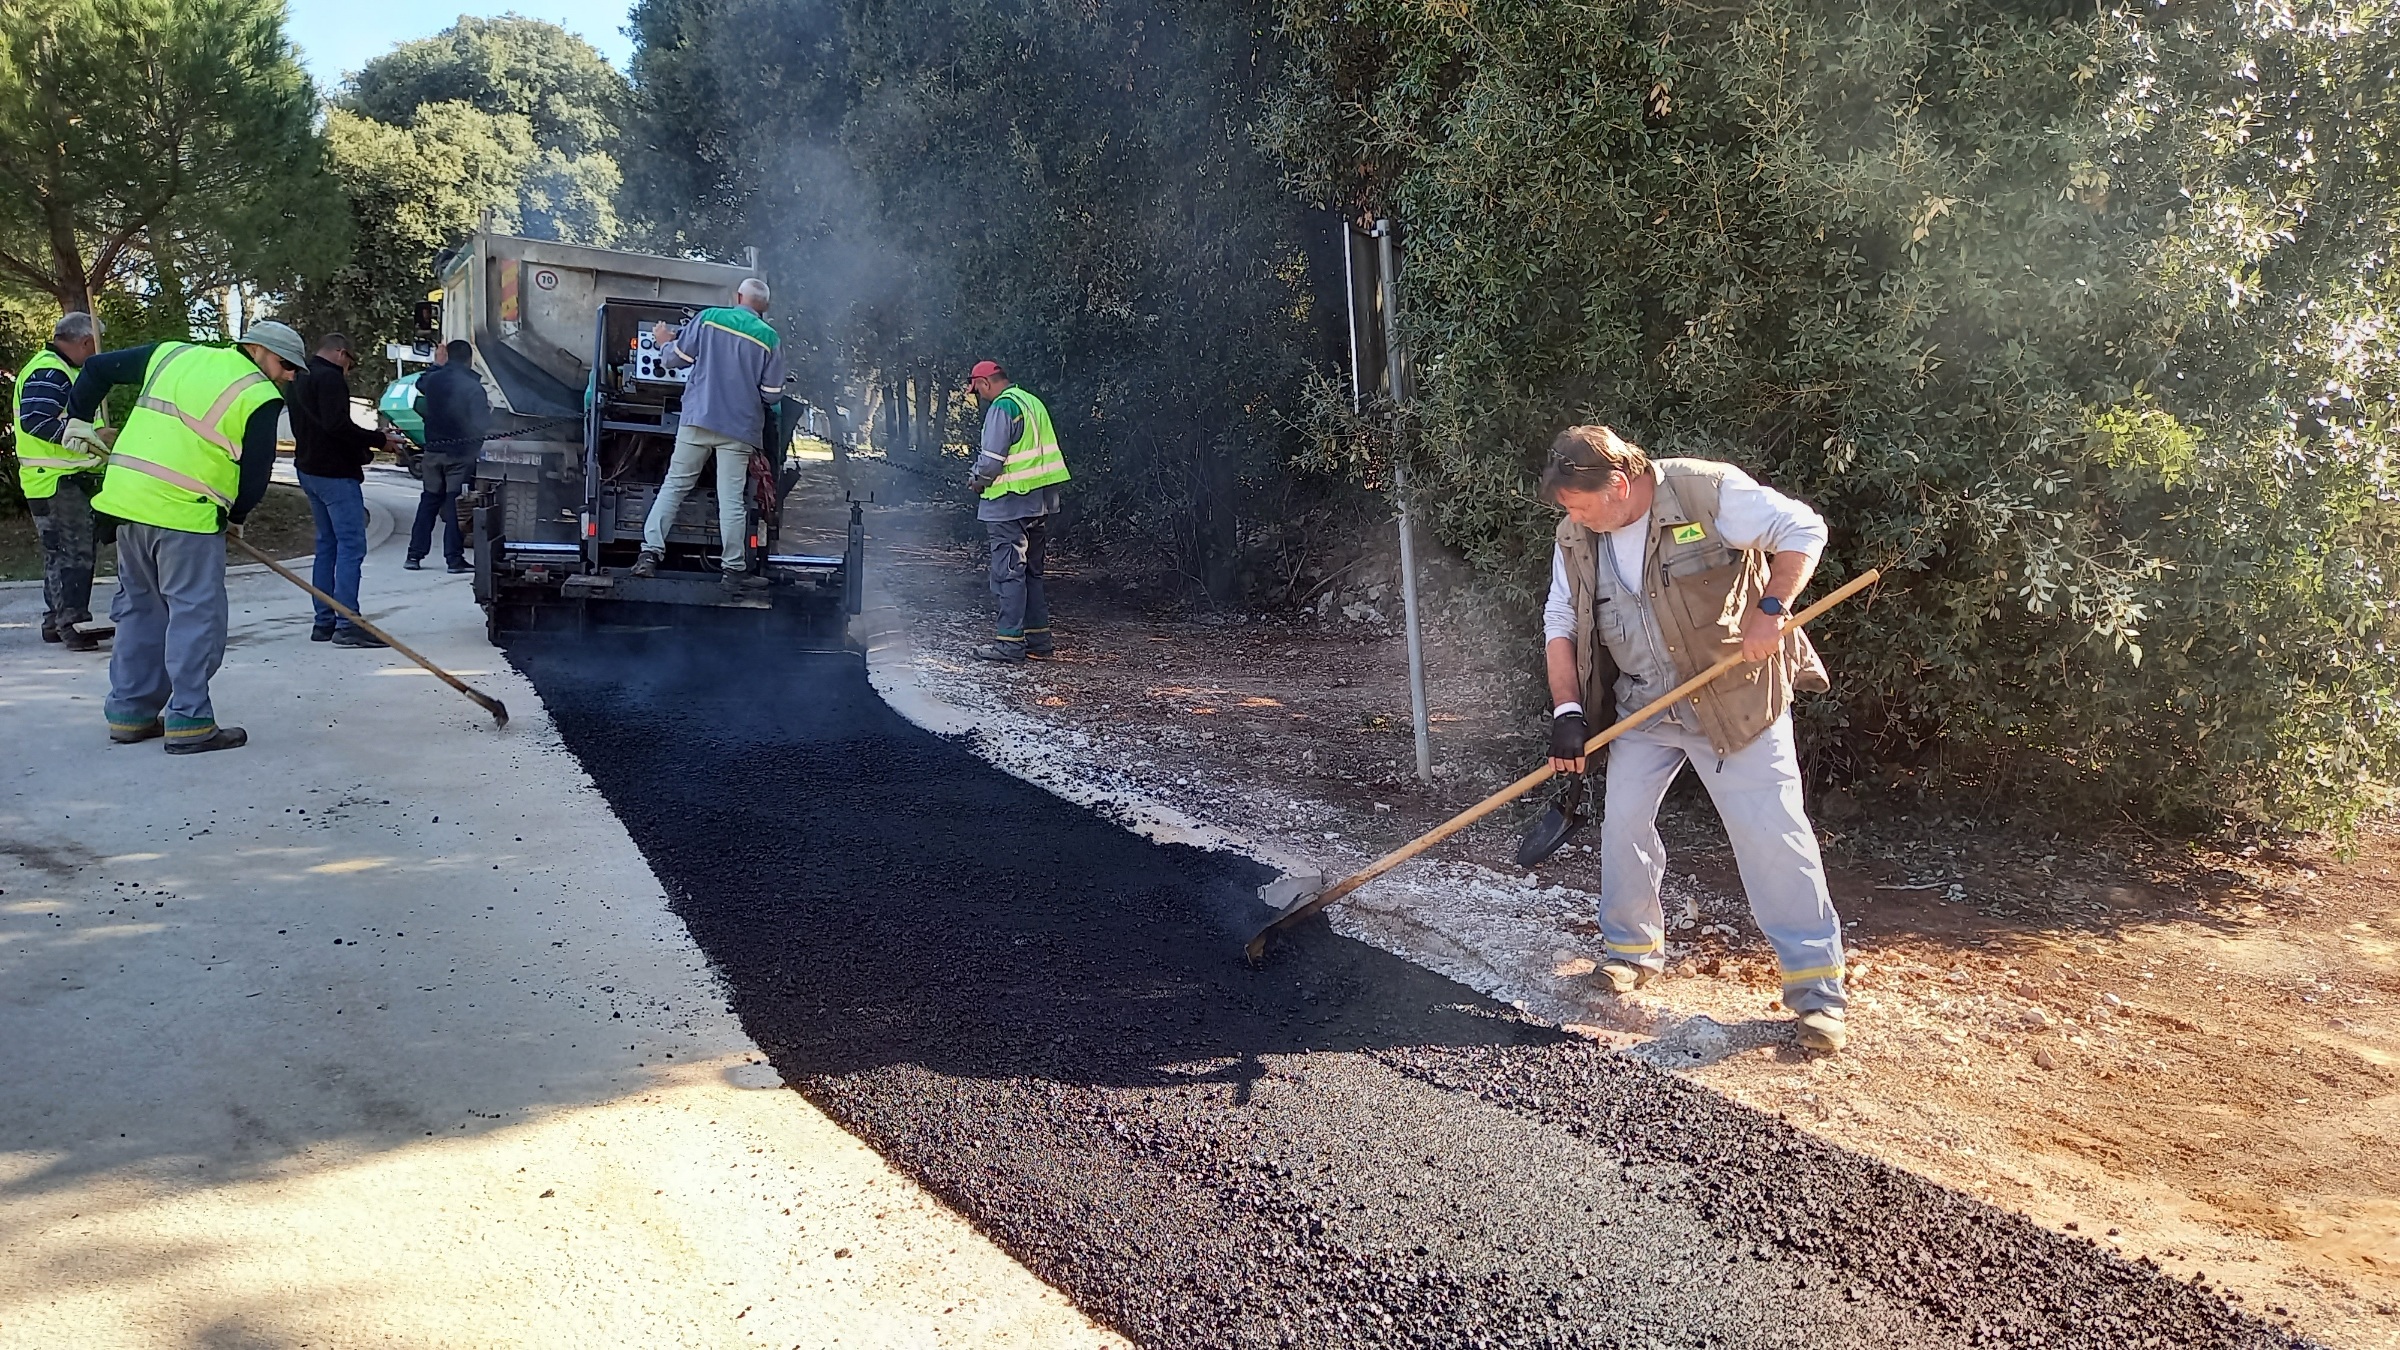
65 321 303 755
13 312 110 651
407 339 488 574
964 360 1069 662
288 333 399 647
1538 424 1850 1052
629 279 785 593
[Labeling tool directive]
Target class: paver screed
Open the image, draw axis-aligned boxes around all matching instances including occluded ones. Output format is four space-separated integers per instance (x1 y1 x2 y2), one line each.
507 629 2313 1350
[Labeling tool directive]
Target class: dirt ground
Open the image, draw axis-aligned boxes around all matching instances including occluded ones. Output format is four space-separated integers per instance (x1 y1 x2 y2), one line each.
865 497 2399 1350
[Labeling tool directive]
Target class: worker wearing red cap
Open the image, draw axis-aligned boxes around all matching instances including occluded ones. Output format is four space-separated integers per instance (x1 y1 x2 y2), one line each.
964 361 1069 661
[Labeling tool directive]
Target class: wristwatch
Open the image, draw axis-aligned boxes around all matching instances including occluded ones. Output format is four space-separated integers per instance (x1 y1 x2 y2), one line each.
1758 595 1787 617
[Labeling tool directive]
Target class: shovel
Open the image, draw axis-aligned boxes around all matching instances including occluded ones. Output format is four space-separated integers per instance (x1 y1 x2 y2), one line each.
1244 568 1881 964
1515 773 1589 869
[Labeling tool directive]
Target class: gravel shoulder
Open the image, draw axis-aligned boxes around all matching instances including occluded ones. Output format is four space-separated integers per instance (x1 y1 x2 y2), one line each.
869 509 2397 1349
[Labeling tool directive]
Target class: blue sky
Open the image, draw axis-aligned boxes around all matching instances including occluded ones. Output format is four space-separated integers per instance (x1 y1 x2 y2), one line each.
285 3 638 90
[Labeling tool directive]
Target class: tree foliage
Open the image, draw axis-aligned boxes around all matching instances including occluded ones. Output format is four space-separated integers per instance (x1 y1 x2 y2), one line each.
1266 0 2400 830
628 0 1334 595
346 16 630 157
0 0 341 314
289 18 628 375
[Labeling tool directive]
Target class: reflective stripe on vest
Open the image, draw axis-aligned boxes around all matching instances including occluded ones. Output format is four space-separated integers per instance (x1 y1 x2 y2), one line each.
12 347 101 499
89 343 277 533
133 344 266 458
981 386 1070 499
107 451 233 507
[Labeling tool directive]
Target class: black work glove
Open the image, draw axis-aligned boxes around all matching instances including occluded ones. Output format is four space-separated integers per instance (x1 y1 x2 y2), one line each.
1549 710 1589 764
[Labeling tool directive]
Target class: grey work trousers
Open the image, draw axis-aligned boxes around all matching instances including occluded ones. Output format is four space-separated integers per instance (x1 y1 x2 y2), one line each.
1598 712 1847 1013
29 474 100 632
107 523 229 743
985 514 1049 646
642 424 753 570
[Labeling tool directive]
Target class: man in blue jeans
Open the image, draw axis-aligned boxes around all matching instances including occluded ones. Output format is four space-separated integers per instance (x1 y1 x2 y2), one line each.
406 339 488 572
288 333 400 647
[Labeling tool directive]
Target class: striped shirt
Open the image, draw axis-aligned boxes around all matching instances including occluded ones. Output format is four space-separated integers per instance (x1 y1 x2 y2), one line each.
13 346 74 445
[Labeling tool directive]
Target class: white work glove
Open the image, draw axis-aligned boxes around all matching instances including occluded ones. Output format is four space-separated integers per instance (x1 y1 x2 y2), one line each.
62 419 114 460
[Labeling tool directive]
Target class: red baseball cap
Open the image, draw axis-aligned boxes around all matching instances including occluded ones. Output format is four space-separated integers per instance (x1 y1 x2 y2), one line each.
969 360 1005 380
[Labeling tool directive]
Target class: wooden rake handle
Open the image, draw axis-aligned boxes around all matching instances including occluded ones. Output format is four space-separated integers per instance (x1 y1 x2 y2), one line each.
1244 568 1881 962
229 531 510 727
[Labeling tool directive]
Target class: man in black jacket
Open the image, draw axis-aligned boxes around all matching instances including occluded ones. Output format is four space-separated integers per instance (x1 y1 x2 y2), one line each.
407 339 488 573
288 333 400 646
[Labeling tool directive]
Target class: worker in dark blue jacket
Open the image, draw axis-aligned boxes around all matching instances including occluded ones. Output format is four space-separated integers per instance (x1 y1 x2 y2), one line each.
407 340 489 573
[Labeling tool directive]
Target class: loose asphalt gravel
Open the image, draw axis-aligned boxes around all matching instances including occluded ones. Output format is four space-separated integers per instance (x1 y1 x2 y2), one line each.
508 628 2317 1350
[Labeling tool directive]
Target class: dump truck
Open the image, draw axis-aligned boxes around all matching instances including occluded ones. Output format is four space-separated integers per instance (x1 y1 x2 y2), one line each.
392 228 862 646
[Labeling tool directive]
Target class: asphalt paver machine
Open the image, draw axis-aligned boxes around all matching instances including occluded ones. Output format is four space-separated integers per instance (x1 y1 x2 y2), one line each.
408 229 862 646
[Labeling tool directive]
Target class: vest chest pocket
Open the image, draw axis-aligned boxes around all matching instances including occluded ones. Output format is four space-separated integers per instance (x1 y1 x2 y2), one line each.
1659 532 1737 581
1667 560 1748 639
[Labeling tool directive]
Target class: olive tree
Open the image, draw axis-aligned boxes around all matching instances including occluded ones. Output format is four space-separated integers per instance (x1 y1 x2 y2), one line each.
1266 0 2400 829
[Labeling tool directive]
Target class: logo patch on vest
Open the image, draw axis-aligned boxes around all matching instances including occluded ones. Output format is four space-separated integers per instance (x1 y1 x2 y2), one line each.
1670 523 1707 545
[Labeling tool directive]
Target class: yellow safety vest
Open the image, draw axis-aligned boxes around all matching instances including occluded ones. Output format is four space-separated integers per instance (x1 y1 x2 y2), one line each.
90 343 278 534
981 386 1071 499
12 347 105 500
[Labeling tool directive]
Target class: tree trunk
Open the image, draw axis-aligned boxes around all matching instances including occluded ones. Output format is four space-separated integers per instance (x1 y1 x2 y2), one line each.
1194 421 1241 604
46 203 90 313
147 227 194 339
915 371 942 456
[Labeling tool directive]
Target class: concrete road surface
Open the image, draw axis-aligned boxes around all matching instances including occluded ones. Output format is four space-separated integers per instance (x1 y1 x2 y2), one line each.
0 472 1122 1349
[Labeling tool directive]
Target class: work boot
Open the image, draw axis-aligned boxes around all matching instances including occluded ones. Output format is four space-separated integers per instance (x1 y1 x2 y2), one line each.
972 640 1027 663
109 718 164 744
721 567 770 594
402 557 424 571
164 726 248 756
311 624 336 642
331 628 389 649
1794 1008 1848 1054
629 550 661 579
61 625 101 652
40 618 61 643
445 558 471 575
1026 628 1055 658
1597 961 1655 995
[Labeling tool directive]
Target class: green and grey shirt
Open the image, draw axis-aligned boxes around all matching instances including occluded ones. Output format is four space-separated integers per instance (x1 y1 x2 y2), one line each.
661 305 786 449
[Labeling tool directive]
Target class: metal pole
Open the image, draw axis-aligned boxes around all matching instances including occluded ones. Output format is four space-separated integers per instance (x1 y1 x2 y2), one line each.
1375 220 1433 784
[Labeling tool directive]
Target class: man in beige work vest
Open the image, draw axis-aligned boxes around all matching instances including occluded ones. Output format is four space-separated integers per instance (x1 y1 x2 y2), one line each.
1539 424 1850 1052
64 322 303 754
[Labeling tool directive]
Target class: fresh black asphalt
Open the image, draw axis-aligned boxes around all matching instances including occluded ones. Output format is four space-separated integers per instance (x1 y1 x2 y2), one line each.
509 629 2313 1350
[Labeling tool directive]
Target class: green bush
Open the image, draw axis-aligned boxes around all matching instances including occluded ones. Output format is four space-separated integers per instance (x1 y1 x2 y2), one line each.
1266 0 2400 831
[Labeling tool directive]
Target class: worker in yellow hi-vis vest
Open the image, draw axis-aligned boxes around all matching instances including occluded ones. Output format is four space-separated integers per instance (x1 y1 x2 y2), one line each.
64 322 306 755
963 360 1069 663
12 311 110 650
